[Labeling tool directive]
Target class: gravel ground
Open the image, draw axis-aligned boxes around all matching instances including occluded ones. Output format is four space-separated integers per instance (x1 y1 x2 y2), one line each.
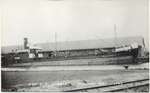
121 85 149 92
2 69 149 92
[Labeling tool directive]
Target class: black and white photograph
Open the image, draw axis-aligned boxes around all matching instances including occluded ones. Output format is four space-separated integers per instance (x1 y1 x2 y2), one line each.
1 0 149 92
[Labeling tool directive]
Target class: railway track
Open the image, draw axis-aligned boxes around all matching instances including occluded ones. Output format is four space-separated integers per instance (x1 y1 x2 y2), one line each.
63 78 149 92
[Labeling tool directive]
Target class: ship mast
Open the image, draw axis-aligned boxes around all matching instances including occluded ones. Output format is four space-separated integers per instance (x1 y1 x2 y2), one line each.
114 24 118 63
55 32 57 56
114 24 117 49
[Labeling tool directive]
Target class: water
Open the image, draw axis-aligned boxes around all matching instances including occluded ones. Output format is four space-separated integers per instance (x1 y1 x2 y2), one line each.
2 63 149 71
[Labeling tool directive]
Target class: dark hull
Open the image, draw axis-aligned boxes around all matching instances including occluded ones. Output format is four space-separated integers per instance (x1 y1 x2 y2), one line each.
7 55 136 67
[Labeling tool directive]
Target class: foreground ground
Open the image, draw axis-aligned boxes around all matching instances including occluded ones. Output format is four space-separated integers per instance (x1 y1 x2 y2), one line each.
2 63 149 92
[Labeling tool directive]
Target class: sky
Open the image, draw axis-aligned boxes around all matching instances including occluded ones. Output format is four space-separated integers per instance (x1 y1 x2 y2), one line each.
1 0 149 48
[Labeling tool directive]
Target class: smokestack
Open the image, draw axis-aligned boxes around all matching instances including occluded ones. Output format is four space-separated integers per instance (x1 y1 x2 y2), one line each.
24 38 29 49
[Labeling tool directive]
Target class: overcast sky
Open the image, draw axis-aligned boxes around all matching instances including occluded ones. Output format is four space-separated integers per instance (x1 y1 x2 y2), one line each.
1 0 149 48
